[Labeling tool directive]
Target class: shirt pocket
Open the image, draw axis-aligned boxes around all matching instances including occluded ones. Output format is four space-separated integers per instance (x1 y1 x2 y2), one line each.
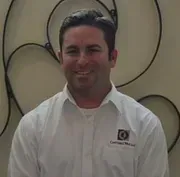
102 143 135 177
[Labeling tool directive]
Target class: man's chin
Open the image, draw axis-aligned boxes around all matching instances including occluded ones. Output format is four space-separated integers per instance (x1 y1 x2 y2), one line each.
75 83 92 90
73 81 94 91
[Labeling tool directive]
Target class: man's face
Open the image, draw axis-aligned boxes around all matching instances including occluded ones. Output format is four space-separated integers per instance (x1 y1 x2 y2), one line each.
58 25 117 92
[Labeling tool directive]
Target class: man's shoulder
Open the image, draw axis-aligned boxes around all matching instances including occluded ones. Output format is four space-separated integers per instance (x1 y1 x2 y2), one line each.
115 90 148 113
114 91 162 142
20 91 64 124
115 91 159 125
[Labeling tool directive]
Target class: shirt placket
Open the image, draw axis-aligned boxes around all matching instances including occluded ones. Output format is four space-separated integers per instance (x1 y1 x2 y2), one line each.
81 115 94 177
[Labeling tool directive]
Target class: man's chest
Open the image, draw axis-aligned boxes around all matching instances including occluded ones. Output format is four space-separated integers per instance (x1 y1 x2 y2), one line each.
38 112 137 177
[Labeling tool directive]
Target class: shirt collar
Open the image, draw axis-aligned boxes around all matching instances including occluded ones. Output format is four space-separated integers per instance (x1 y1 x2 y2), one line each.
102 82 123 113
61 83 76 105
61 82 123 113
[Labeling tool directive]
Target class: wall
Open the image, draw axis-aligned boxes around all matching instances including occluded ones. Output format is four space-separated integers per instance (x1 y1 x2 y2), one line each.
0 0 180 176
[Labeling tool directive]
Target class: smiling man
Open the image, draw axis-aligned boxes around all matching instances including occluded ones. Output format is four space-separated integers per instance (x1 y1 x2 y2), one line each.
59 21 117 108
8 9 169 177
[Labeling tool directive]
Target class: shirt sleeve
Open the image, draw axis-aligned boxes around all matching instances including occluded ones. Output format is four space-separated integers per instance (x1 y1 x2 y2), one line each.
136 114 169 177
8 113 40 177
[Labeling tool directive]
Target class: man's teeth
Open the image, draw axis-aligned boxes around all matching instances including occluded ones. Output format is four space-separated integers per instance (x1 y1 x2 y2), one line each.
76 71 91 75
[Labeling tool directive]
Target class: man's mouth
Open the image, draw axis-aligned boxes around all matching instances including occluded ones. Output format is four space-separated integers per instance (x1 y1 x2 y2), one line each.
74 71 93 75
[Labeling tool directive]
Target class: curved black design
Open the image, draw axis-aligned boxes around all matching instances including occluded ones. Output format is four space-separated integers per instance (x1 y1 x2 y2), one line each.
0 73 12 137
5 43 60 117
0 0 16 137
1 0 118 137
46 0 118 60
6 43 60 69
137 94 180 153
116 0 162 88
1 0 179 155
95 0 118 27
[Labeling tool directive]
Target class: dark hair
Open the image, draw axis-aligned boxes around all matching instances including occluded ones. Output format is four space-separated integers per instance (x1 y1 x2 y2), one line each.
59 9 117 56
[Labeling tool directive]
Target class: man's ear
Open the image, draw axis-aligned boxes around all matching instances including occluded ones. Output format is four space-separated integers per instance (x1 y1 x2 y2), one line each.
58 50 63 64
110 49 118 68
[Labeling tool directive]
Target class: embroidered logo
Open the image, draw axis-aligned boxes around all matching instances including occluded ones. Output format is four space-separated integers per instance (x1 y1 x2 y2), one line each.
109 129 136 147
117 129 130 141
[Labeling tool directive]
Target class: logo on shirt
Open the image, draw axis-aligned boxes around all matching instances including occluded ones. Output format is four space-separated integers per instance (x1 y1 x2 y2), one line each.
117 129 130 141
109 129 136 147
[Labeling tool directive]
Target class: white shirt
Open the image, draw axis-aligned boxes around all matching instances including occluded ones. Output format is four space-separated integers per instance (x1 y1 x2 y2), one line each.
8 83 169 177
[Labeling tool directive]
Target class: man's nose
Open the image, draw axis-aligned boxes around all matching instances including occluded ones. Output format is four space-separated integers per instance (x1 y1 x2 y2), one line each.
77 52 89 66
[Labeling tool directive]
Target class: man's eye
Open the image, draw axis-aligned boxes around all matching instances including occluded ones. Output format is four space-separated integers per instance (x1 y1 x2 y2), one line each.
67 50 76 53
88 49 100 53
67 50 78 54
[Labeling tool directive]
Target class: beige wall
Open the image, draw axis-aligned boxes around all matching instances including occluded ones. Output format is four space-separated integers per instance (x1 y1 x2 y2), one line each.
0 0 180 176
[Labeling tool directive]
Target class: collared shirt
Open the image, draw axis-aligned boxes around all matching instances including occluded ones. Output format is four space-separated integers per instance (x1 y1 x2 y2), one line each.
8 83 169 177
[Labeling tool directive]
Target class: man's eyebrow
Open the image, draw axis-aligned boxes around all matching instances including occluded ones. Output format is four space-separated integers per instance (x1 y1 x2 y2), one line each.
65 45 78 50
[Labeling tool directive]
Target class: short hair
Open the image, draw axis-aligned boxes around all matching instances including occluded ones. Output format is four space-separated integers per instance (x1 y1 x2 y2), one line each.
59 9 117 56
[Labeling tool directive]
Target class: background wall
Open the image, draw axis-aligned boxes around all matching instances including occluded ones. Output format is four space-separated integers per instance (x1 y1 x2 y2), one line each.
0 0 180 176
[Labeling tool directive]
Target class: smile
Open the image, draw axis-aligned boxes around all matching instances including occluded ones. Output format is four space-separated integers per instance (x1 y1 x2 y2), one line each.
74 71 92 75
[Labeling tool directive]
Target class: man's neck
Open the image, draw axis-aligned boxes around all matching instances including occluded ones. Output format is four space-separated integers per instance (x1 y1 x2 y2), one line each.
68 83 112 108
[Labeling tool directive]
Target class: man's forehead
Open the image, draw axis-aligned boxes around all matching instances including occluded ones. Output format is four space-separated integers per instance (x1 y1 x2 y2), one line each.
63 26 104 40
64 44 101 49
63 34 104 43
62 26 106 49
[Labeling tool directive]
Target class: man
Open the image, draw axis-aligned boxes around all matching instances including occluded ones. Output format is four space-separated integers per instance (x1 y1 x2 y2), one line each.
8 9 169 177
